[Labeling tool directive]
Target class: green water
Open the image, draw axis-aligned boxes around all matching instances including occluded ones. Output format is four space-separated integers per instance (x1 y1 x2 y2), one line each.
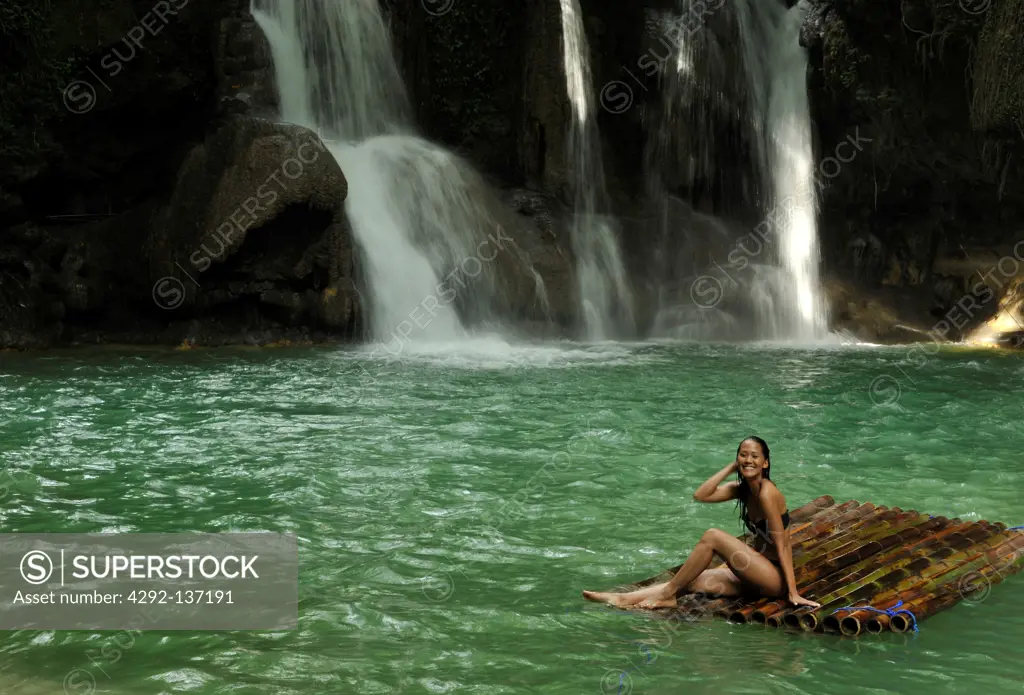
1 341 1022 694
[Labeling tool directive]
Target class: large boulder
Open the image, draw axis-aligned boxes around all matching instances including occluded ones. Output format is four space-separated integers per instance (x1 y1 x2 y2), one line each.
147 116 358 343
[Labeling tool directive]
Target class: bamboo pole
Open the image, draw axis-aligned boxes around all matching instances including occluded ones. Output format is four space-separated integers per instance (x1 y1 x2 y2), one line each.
835 530 996 636
816 530 1024 634
784 505 895 569
789 495 837 520
863 614 889 633
764 519 981 630
790 505 889 556
805 512 945 574
889 559 1023 632
794 503 885 541
791 500 867 532
790 508 915 570
887 544 1024 632
781 520 989 630
770 522 964 629
793 514 946 586
821 524 995 603
813 527 1011 632
833 527 1016 615
882 536 1024 632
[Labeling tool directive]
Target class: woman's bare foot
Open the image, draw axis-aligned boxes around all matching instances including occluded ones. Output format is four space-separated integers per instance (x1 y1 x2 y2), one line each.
582 584 675 609
582 590 639 608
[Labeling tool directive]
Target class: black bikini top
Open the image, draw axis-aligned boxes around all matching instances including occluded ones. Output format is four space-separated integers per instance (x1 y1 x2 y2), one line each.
746 511 790 536
739 484 790 537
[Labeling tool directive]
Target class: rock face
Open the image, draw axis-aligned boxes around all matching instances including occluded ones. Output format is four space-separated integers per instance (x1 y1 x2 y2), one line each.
970 0 1024 134
0 0 304 349
215 2 279 118
1 117 357 348
803 0 1023 340
388 0 645 199
520 0 573 197
0 0 275 229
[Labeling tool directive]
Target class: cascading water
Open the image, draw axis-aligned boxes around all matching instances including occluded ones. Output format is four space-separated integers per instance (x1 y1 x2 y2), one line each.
766 2 827 338
645 0 828 341
558 0 635 340
735 0 827 339
251 0 511 345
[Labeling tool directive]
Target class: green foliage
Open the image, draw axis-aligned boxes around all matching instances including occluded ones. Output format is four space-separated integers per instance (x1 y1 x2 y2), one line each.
0 0 78 167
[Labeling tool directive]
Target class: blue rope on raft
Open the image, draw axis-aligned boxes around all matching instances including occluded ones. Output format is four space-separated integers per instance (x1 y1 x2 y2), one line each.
830 600 919 633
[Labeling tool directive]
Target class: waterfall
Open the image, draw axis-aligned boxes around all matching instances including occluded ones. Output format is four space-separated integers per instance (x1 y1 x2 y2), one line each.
645 0 828 341
736 0 826 338
766 2 827 339
251 0 511 345
558 0 635 340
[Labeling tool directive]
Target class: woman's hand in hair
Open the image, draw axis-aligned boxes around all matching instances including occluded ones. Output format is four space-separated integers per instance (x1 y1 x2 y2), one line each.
692 463 741 503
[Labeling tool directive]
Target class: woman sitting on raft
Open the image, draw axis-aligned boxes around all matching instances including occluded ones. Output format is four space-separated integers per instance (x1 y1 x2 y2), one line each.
583 436 821 610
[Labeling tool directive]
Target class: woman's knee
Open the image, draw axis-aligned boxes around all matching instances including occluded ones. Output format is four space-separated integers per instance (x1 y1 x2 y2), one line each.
700 528 729 545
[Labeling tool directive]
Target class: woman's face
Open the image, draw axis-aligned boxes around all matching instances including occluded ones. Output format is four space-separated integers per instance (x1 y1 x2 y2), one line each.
737 439 768 480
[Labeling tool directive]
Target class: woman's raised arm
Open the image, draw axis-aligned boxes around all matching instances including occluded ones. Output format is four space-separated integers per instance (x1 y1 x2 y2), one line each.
692 461 740 503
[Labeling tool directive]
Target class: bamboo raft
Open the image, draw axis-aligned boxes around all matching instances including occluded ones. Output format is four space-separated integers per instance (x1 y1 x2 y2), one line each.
611 495 1024 635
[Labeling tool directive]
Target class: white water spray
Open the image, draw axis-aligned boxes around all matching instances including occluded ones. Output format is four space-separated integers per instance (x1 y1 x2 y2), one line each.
252 0 510 343
558 0 635 340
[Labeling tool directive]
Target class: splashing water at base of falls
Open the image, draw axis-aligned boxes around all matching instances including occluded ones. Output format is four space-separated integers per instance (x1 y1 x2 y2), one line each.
558 0 635 340
251 0 516 345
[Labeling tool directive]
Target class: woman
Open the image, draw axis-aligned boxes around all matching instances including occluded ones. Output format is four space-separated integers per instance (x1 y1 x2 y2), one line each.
583 436 820 609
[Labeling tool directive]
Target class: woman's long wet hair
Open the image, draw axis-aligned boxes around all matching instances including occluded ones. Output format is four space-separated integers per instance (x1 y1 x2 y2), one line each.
735 436 771 535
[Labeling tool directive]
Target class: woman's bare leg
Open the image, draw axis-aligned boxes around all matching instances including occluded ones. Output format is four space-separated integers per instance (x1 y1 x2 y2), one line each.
582 567 742 607
583 529 782 608
687 566 743 596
